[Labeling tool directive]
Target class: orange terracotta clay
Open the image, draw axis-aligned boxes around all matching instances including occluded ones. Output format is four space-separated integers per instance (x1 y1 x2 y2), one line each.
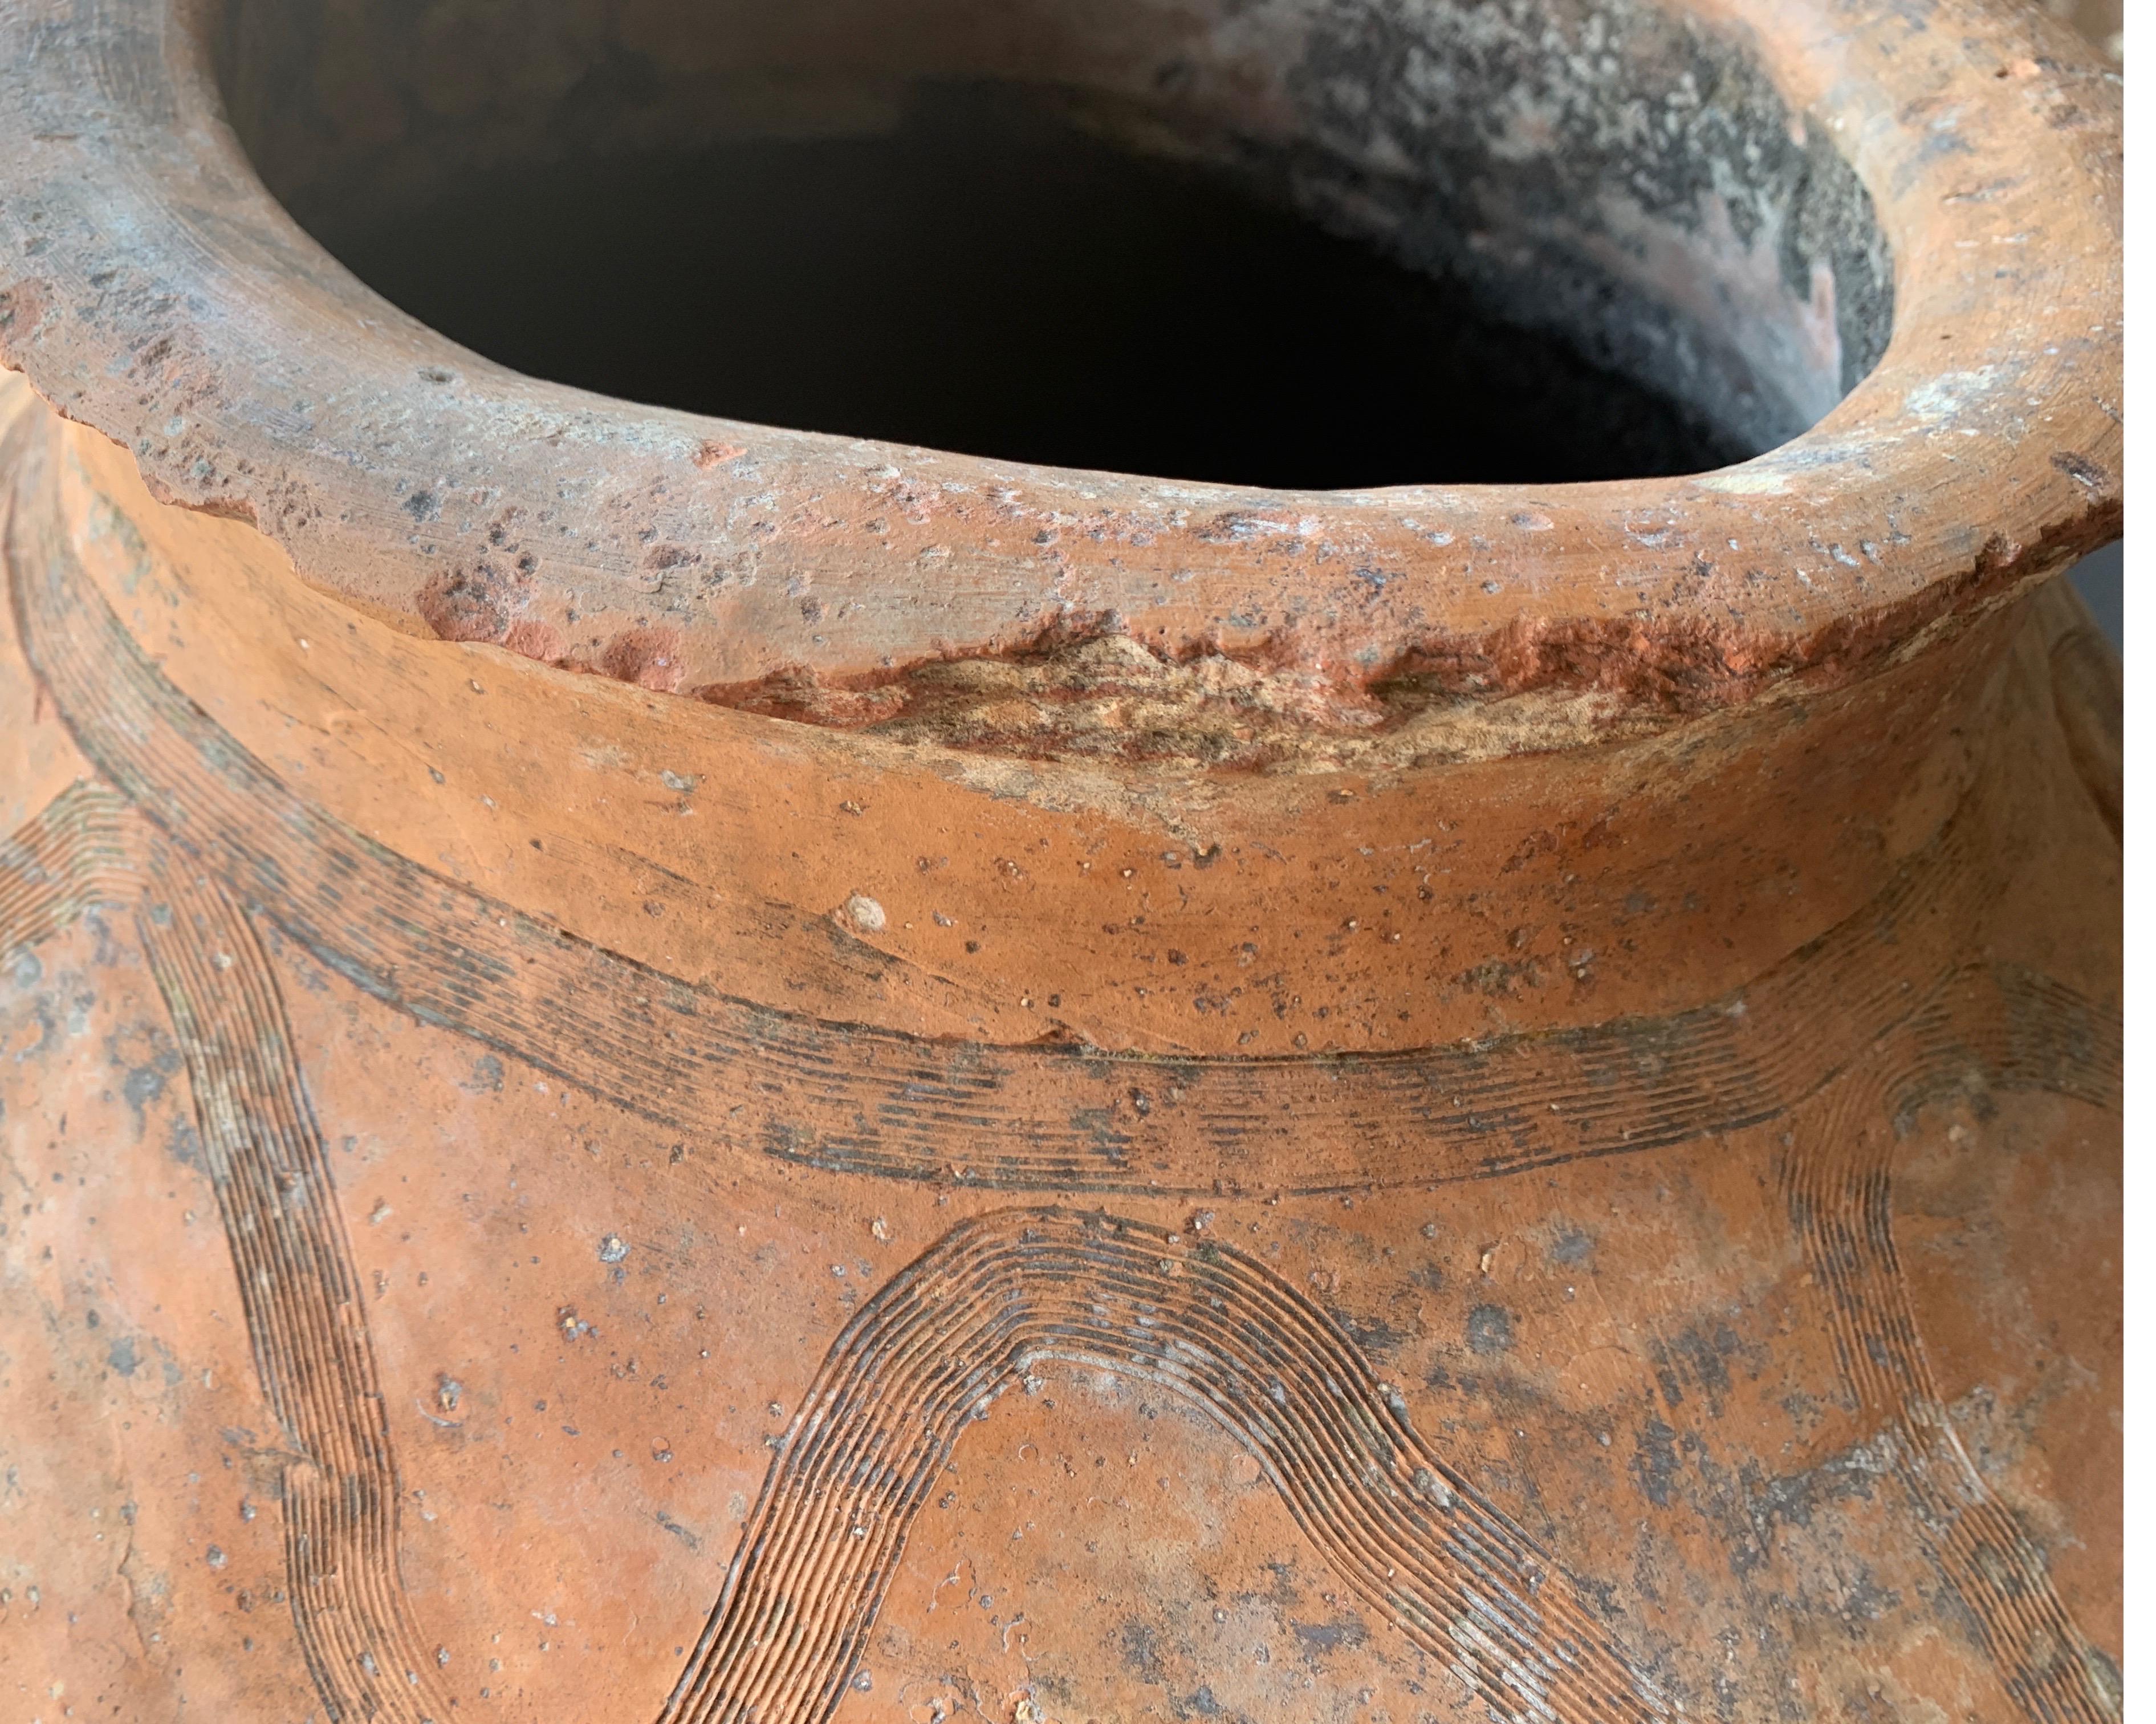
0 0 2121 1720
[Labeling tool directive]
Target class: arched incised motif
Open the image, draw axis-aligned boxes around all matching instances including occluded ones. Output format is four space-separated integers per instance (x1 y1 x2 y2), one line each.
662 1207 1670 1724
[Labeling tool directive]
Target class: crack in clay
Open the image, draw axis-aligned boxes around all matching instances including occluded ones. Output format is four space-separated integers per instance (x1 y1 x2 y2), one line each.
668 511 2116 770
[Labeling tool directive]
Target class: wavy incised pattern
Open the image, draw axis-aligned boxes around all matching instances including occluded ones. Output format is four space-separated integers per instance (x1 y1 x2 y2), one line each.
3 477 2080 1198
1784 1001 2122 1724
663 1207 1669 1724
135 848 454 1724
0 787 449 1723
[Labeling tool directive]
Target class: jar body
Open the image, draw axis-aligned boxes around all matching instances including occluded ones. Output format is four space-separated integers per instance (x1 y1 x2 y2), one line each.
0 379 2122 1722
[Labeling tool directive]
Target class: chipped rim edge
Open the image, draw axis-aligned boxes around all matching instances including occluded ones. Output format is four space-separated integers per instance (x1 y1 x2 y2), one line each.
0 0 2125 729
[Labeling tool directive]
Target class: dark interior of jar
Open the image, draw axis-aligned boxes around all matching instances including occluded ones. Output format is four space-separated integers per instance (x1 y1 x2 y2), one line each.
210 0 1892 490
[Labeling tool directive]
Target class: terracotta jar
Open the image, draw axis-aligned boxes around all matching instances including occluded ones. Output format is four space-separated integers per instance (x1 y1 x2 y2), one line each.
0 0 2121 1719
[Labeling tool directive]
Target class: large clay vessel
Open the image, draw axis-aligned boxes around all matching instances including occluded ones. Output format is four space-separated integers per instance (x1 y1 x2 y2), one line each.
0 0 2121 1719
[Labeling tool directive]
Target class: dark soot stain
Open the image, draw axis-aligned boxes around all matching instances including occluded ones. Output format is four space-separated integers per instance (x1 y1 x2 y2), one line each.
331 94 1743 488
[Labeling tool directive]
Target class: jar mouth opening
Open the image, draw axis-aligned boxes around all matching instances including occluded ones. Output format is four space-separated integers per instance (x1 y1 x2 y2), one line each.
213 0 1892 490
0 0 2120 751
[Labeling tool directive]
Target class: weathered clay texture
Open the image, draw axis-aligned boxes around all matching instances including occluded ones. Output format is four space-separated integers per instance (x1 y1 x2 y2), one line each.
0 0 2121 1721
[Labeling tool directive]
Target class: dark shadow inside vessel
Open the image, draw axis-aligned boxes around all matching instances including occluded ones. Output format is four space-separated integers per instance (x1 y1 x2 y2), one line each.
214 2 1891 490
319 91 1743 487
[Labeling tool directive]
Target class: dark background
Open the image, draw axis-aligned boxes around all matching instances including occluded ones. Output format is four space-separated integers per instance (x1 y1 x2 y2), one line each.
2070 544 2124 651
2054 0 2125 653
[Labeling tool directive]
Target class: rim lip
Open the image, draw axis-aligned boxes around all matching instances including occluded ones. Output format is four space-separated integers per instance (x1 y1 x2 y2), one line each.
0 0 2124 722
